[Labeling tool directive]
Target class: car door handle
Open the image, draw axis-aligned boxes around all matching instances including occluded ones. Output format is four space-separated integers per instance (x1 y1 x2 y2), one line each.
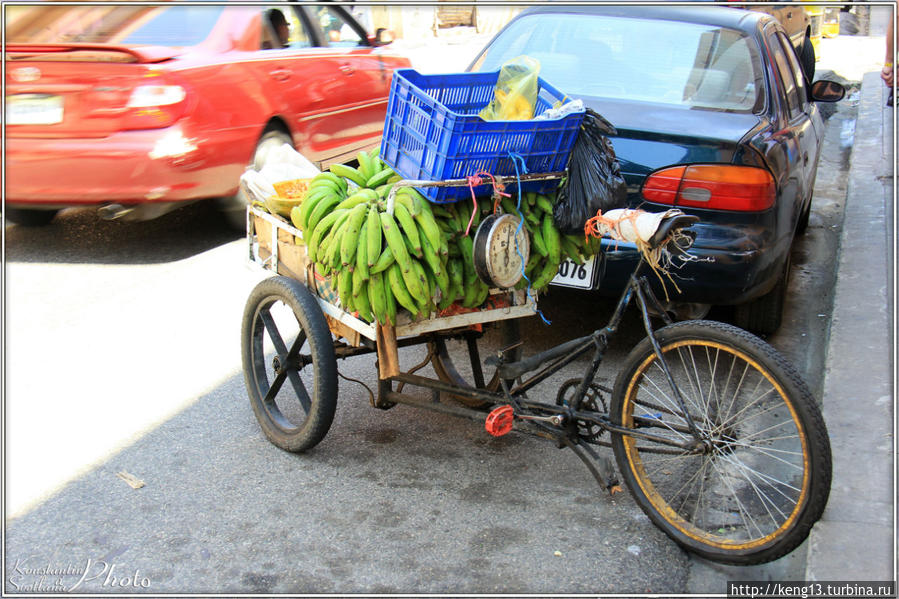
269 68 291 82
339 64 355 75
803 152 809 166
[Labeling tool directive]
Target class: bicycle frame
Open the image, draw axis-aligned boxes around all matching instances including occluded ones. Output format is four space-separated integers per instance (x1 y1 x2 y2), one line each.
383 255 708 456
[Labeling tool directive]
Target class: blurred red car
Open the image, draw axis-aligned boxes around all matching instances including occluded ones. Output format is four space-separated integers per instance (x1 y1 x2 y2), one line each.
4 3 411 227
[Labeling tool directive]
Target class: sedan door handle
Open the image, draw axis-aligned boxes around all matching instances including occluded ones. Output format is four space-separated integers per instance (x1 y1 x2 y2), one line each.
269 68 291 82
339 64 355 75
803 152 809 166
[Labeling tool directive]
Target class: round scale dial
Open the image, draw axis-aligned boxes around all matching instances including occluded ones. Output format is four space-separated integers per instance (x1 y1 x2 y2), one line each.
472 213 530 289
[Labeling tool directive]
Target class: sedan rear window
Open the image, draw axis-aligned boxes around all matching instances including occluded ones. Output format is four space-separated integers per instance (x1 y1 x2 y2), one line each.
7 6 224 47
472 13 765 113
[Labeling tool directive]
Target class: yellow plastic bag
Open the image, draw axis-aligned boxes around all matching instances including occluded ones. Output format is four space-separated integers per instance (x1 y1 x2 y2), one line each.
479 56 541 121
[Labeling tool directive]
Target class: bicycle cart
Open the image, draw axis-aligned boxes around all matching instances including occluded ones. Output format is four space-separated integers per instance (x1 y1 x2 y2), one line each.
241 171 831 566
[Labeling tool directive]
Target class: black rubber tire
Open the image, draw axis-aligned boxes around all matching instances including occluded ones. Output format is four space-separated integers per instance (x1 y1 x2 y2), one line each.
798 36 816 88
429 319 522 407
4 207 59 227
796 198 812 235
733 253 791 337
609 320 831 565
221 128 294 231
241 276 337 452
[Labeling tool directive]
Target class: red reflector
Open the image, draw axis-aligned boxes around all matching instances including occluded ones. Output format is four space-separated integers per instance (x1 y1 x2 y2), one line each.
642 165 775 211
485 405 515 437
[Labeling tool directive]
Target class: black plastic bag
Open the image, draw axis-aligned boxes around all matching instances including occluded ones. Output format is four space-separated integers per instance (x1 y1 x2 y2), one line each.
553 108 627 234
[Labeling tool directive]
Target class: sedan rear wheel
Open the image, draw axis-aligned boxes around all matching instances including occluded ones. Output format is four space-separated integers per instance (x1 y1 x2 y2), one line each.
4 208 59 227
220 128 293 231
733 253 791 337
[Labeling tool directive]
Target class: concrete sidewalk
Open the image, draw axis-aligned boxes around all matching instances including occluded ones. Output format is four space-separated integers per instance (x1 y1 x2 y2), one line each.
804 69 896 581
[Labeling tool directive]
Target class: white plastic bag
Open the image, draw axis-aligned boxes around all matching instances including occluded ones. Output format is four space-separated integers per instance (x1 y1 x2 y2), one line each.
239 143 321 204
257 143 320 183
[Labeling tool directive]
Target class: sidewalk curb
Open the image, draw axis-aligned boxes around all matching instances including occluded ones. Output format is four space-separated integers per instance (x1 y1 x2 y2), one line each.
804 71 895 581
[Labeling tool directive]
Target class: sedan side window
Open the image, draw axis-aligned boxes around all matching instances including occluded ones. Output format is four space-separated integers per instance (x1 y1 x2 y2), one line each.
261 6 311 50
767 31 803 120
775 31 808 101
313 6 366 47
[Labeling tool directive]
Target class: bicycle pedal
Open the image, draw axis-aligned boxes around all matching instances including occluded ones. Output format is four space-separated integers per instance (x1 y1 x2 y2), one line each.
485 405 515 437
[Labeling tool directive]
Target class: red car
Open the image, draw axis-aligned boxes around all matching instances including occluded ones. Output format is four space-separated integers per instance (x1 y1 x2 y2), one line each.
4 3 411 227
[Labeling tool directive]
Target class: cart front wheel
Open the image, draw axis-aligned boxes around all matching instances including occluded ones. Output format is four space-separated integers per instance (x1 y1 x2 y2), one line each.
241 276 337 452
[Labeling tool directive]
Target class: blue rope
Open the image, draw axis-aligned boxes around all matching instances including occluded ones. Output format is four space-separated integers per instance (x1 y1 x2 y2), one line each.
508 152 551 325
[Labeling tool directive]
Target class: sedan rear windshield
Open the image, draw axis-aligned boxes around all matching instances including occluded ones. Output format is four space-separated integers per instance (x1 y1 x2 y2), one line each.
7 5 224 47
472 13 765 113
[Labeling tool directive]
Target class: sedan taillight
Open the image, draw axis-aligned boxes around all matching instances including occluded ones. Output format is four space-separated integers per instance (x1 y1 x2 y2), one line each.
123 84 187 130
642 165 776 212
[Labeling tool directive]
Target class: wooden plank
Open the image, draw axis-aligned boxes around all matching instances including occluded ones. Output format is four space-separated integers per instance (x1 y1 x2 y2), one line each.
376 324 400 379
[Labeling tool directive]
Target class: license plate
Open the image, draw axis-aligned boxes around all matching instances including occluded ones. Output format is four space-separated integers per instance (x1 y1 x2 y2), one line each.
6 94 64 125
551 255 598 289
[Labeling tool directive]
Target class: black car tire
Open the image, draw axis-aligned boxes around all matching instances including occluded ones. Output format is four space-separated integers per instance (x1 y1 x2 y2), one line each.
4 208 59 227
733 254 791 336
220 128 294 231
796 198 812 235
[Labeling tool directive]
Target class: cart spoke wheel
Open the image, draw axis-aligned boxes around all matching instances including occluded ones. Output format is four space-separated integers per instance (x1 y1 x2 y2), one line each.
429 319 521 407
242 276 337 452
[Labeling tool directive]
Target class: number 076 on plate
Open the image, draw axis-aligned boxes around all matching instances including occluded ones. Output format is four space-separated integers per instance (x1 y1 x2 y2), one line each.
551 254 599 289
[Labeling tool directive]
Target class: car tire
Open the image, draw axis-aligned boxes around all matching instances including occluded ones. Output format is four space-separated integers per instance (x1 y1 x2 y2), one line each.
4 208 59 227
796 198 812 235
220 128 294 231
733 254 791 337
799 36 815 86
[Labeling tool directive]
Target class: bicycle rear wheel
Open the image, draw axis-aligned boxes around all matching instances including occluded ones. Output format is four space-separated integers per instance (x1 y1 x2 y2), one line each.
609 320 831 565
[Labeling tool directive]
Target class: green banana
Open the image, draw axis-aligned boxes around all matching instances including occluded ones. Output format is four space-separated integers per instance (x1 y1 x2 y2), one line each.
412 258 432 310
387 263 421 317
357 150 374 181
531 225 548 257
340 202 369 268
366 166 394 189
457 235 476 283
307 208 348 263
352 278 373 323
329 163 368 188
368 271 388 325
447 257 464 293
311 171 348 194
370 245 395 274
366 204 382 267
536 194 554 215
305 193 343 238
413 206 443 255
383 271 397 325
393 203 423 258
298 187 337 232
335 189 377 212
542 213 561 265
351 264 365 299
356 221 370 280
531 256 561 291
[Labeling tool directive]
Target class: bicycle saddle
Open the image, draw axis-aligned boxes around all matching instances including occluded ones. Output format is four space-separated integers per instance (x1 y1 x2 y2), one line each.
647 213 699 250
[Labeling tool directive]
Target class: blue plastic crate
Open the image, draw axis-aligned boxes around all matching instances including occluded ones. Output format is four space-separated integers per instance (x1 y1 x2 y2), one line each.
380 68 584 204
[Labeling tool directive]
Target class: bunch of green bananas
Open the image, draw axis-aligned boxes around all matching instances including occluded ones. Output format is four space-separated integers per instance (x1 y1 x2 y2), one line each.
292 150 458 326
290 148 600 324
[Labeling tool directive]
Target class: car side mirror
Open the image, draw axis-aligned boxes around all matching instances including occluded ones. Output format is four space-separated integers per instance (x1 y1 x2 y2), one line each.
810 79 846 102
374 27 394 46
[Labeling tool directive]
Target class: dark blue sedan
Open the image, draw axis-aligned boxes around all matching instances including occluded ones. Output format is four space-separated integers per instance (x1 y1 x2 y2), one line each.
469 5 844 335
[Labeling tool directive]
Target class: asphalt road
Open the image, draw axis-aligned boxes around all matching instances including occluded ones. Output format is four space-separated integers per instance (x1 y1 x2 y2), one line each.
3 62 858 595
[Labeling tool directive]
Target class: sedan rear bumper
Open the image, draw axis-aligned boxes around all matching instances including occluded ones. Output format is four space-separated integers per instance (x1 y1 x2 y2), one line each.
6 126 250 206
590 223 786 305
